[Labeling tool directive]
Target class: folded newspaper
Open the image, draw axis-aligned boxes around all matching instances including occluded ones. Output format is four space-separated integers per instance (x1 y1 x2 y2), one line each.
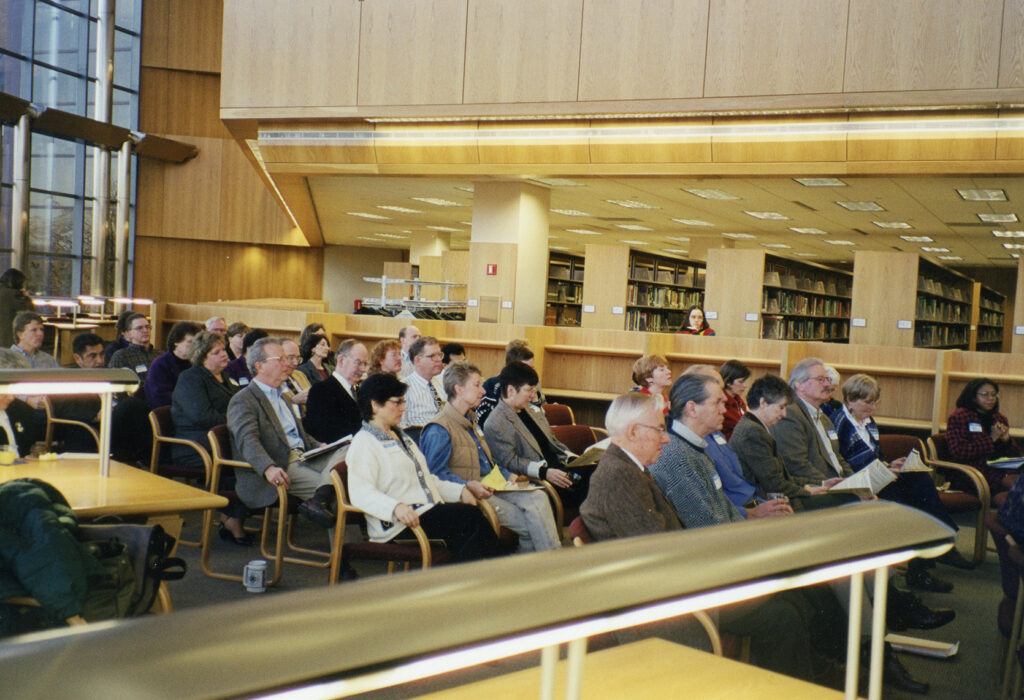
300 434 353 462
901 448 932 473
829 459 896 497
565 437 611 468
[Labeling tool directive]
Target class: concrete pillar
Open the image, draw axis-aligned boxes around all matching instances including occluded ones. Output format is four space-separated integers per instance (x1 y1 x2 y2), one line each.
409 231 450 265
466 181 549 325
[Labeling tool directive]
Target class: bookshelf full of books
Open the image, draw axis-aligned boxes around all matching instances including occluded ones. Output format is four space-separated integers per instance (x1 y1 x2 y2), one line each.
971 282 1006 352
913 259 973 349
545 252 585 327
624 251 706 332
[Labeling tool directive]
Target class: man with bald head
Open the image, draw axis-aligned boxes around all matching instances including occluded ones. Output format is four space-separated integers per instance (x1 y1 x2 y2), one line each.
398 325 420 378
304 339 368 443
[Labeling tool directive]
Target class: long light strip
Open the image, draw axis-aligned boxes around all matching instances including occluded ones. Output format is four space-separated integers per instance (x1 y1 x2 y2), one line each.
256 547 935 700
259 117 1024 145
4 381 136 394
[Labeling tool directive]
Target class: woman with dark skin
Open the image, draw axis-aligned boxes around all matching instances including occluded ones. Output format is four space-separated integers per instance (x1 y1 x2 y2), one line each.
946 377 1021 494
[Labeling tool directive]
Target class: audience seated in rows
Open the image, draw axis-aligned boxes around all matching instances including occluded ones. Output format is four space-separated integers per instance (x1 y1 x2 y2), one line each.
224 329 267 387
224 322 248 362
438 342 465 387
398 325 420 379
296 333 332 386
103 310 134 364
109 313 159 385
368 339 402 378
304 339 366 444
631 354 671 415
144 321 201 409
205 316 227 335
478 339 545 426
400 336 446 429
719 359 751 440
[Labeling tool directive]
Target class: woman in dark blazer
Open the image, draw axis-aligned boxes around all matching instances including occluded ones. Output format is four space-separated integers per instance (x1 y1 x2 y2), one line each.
171 331 249 544
295 333 332 386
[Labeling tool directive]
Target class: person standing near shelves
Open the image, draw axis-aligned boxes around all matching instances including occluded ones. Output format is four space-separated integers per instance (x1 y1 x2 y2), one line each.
680 305 715 336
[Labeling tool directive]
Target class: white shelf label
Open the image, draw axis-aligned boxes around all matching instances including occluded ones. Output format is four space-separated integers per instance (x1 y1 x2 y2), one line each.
1015 325 1024 335
744 312 758 322
467 299 478 307
705 310 718 320
897 320 912 330
851 318 866 327
583 305 595 314
501 300 513 309
611 306 624 315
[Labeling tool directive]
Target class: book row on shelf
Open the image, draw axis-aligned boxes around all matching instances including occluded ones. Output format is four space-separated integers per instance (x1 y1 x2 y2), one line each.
916 297 967 324
762 290 850 318
979 310 1004 326
627 284 702 309
978 330 1003 344
547 282 581 304
761 317 850 342
914 325 969 348
544 305 581 327
548 266 584 281
626 309 686 332
630 265 706 288
917 277 966 301
762 270 852 298
980 297 1005 312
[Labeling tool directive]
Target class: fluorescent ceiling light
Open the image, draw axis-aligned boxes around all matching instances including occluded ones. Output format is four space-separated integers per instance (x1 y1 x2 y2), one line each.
663 249 688 255
356 236 380 241
620 239 648 245
1003 243 1024 249
921 247 950 252
837 201 884 212
937 255 963 261
722 232 756 239
979 213 1018 223
566 229 602 235
550 245 570 250
374 233 407 239
825 240 855 246
992 230 1024 237
347 212 391 220
672 218 712 226
1013 253 1021 259
529 178 583 187
797 253 819 257
666 236 690 242
411 197 466 207
606 199 659 209
790 227 828 235
684 188 739 200
745 211 790 220
795 177 846 187
426 226 461 232
551 209 591 217
453 186 474 193
957 188 1007 201
616 224 653 231
873 221 912 229
900 235 933 242
762 243 791 249
376 205 422 214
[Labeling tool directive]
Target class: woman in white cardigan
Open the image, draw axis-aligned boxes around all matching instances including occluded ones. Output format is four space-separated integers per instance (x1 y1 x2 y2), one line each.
347 372 504 562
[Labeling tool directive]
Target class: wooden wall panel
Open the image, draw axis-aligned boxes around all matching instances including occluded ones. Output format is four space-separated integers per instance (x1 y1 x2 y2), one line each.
578 0 707 102
1001 0 1024 88
221 0 361 108
849 251 917 347
463 0 583 104
157 136 224 239
466 242 517 324
441 250 470 302
358 0 467 106
134 238 323 304
704 0 847 97
218 143 302 245
703 248 764 339
580 244 629 331
845 0 1003 92
139 68 226 139
142 0 222 73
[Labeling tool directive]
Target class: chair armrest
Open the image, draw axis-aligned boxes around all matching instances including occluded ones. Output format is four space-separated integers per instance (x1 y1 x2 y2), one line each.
151 434 211 482
47 416 99 448
530 478 565 530
476 498 500 535
590 426 608 440
929 457 991 501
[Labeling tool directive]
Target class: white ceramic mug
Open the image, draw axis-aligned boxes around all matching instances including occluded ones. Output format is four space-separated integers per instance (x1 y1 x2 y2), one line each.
243 559 267 593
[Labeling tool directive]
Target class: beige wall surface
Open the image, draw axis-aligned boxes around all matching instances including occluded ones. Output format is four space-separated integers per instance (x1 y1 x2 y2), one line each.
222 0 1024 119
323 245 406 314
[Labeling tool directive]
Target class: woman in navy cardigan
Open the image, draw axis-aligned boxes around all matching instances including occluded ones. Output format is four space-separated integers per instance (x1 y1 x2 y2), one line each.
833 373 971 577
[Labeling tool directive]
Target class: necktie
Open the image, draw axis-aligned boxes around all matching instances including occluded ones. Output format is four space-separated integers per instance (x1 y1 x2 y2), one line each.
428 380 442 410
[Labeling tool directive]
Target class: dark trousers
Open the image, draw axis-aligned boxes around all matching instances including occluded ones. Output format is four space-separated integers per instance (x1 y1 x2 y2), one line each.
719 590 816 681
418 503 505 562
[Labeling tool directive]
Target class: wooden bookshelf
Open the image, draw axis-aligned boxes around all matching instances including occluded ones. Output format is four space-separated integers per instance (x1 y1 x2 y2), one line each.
971 282 1006 352
705 249 851 342
545 252 585 327
624 251 706 333
849 252 973 349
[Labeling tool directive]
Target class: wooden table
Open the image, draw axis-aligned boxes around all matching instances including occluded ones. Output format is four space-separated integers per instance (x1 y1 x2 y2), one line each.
0 457 226 517
415 638 845 699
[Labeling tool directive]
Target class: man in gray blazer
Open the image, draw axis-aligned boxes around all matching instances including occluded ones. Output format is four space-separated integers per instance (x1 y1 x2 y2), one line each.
227 337 342 526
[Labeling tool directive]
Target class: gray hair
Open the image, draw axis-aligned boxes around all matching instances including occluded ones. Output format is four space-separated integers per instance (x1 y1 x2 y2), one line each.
788 357 825 388
682 364 723 384
247 336 283 375
669 373 717 420
336 338 359 358
824 365 840 386
0 347 30 369
443 360 481 398
205 316 225 330
605 392 657 437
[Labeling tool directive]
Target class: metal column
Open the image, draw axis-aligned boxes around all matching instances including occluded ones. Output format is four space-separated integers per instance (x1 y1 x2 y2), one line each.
89 0 115 294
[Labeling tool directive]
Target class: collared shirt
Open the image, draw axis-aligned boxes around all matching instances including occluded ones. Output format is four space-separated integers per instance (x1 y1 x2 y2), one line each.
399 350 413 379
253 379 304 450
671 419 707 449
333 369 357 401
617 444 648 473
11 344 58 369
800 396 844 475
843 405 876 450
401 371 446 428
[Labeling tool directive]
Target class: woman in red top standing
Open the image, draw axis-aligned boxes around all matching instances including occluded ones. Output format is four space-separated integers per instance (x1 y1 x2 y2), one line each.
946 377 1020 494
719 359 751 440
631 355 672 415
680 305 715 335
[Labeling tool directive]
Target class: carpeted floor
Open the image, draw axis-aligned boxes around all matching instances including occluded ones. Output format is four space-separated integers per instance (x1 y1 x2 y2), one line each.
166 509 1005 699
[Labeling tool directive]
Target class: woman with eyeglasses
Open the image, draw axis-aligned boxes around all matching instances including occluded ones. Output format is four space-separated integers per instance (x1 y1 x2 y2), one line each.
347 372 504 562
947 377 1021 494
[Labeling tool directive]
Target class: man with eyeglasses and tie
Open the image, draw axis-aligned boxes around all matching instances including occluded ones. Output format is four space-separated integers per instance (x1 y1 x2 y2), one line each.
304 339 368 443
400 336 446 430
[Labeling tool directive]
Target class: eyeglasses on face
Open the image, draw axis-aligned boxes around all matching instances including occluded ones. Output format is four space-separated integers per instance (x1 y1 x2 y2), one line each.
636 423 667 434
385 397 406 406
977 391 999 399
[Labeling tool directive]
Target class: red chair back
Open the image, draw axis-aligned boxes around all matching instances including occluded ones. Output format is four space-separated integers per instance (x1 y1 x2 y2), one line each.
542 403 575 426
568 516 593 544
150 405 174 437
552 424 596 455
929 433 952 461
878 434 926 463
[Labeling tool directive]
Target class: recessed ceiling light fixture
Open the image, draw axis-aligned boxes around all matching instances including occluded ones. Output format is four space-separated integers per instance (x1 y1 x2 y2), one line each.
1003 243 1024 249
937 255 963 261
411 197 466 207
824 240 855 246
347 212 391 220
873 221 912 229
620 239 648 245
671 218 713 226
453 186 474 193
795 177 847 187
550 245 570 251
663 248 688 255
796 253 819 257
790 227 828 235
745 211 790 220
666 236 691 242
616 224 653 231
426 225 461 232
921 247 950 252
992 230 1024 237
551 209 592 217
837 201 885 212
374 233 407 239
529 178 583 187
566 228 602 235
684 188 740 200
762 243 791 249
957 188 1007 201
979 213 1018 223
722 232 757 239
606 199 659 209
900 235 933 242
376 205 422 214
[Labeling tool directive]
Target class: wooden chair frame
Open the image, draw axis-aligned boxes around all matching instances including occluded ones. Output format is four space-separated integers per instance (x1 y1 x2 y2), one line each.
925 434 991 565
43 397 98 453
148 408 211 547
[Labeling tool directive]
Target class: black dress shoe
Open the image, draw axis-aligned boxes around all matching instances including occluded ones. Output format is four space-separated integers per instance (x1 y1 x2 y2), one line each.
881 646 929 695
888 591 956 631
218 524 255 546
938 549 976 570
299 498 336 528
905 569 954 593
